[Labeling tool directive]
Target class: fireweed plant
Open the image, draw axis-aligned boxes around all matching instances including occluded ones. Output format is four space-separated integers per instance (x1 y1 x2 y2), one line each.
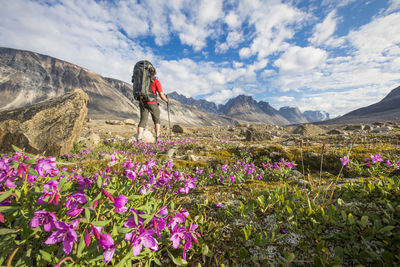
0 147 200 266
1 135 399 266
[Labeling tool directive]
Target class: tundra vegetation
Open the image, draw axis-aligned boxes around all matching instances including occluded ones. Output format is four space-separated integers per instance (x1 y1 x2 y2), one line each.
0 127 399 266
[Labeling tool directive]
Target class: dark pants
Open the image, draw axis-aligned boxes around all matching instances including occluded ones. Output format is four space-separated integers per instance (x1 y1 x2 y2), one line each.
138 103 160 128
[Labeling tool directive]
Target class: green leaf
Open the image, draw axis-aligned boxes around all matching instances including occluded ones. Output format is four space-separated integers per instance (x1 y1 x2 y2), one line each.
77 236 86 257
0 228 19 235
85 208 91 222
201 244 209 256
286 253 295 263
97 176 103 188
360 216 368 228
92 220 110 227
286 205 293 214
167 250 188 266
153 258 162 266
0 190 12 203
348 213 355 225
12 145 22 153
133 211 139 226
117 227 133 234
337 198 344 206
379 225 395 233
39 250 52 263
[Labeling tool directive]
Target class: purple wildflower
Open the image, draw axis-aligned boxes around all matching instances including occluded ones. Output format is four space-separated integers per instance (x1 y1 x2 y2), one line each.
340 156 350 168
170 224 201 260
35 157 59 177
37 180 60 205
168 210 189 232
165 161 174 169
125 228 159 257
178 178 196 194
229 175 235 183
371 154 383 163
65 192 87 210
221 164 228 172
385 160 393 167
45 220 79 255
30 211 57 232
114 195 128 213
216 203 222 208
99 234 115 263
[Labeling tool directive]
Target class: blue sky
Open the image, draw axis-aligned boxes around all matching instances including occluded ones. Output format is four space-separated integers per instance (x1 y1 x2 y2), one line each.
1 0 399 117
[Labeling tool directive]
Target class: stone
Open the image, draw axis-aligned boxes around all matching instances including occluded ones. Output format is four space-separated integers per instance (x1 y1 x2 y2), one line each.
245 128 272 141
363 125 373 131
327 129 342 135
123 119 136 126
0 89 89 156
167 148 176 158
292 124 326 136
371 126 393 133
172 124 184 133
78 132 101 147
344 125 364 131
142 129 155 143
105 120 124 125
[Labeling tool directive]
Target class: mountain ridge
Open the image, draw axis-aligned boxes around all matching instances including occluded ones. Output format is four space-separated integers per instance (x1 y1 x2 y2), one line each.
168 91 330 124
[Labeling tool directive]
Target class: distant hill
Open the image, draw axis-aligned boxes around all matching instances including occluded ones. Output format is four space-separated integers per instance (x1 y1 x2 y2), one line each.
0 47 232 126
322 85 400 124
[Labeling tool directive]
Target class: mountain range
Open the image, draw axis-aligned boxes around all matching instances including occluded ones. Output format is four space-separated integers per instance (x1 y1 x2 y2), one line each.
0 47 398 126
168 91 330 124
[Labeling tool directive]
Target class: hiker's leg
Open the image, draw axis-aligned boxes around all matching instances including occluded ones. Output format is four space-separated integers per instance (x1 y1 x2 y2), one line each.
155 123 161 137
148 104 161 140
138 104 149 140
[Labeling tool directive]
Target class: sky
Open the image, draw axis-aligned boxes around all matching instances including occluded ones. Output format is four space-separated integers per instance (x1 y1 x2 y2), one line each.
0 0 400 118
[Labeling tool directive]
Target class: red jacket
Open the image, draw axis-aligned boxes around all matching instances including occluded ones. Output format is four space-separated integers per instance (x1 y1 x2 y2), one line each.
140 78 163 104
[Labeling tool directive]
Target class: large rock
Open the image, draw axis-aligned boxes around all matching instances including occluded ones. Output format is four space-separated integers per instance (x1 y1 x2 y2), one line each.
292 124 326 136
0 89 89 156
245 127 272 141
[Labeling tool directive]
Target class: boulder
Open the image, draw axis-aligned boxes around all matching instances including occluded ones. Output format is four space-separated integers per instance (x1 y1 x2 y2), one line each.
292 124 326 136
0 89 89 156
172 124 184 134
245 128 272 141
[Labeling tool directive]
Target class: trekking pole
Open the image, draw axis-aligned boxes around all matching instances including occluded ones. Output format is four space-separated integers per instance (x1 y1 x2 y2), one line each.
167 98 172 140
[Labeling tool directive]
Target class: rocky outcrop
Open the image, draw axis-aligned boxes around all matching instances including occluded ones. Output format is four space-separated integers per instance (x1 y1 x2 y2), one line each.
0 89 89 156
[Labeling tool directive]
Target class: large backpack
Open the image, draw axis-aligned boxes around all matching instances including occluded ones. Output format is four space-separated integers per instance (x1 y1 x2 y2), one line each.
132 60 157 102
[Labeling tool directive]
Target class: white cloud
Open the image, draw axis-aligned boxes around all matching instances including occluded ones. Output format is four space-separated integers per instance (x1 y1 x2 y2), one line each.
388 0 400 11
275 96 295 102
309 10 339 46
205 87 244 104
225 11 241 28
237 1 308 60
349 13 400 61
216 30 243 53
274 46 327 74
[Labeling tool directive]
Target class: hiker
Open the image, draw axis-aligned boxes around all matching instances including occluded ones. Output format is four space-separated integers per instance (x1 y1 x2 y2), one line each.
136 68 169 142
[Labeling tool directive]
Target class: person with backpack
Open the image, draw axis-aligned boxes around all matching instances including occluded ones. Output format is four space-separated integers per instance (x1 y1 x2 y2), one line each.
132 60 169 142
